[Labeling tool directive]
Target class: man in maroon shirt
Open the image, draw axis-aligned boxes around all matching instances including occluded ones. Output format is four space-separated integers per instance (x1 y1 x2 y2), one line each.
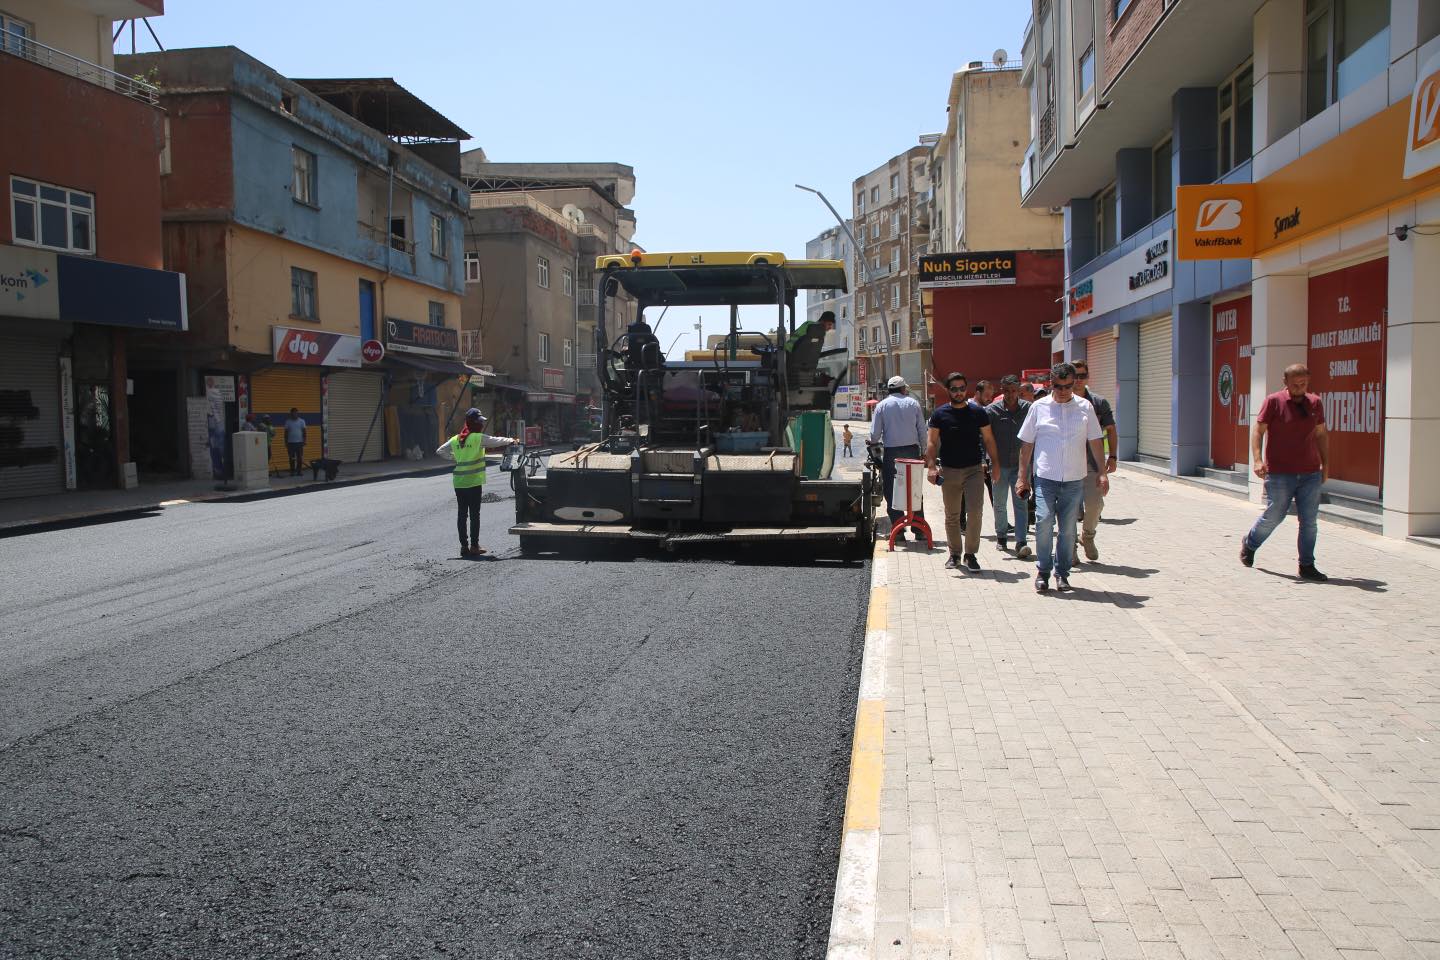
1239 363 1330 581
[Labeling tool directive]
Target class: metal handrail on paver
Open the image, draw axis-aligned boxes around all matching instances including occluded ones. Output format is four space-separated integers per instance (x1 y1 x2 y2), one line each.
2 37 158 105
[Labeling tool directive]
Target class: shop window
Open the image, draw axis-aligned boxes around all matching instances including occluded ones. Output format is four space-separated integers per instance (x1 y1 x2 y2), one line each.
1305 0 1390 121
1218 62 1254 175
536 256 550 288
428 301 445 327
291 146 317 206
10 177 94 255
291 267 318 321
429 214 446 260
1152 137 1173 217
538 332 551 362
464 251 480 283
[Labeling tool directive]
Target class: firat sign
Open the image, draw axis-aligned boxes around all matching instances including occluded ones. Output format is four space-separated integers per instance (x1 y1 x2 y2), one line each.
271 326 362 368
1405 50 1440 178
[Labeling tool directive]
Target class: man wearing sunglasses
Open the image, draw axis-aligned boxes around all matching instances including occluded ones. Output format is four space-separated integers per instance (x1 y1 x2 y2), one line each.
1072 359 1118 562
1015 362 1109 592
926 372 1001 571
1240 363 1329 582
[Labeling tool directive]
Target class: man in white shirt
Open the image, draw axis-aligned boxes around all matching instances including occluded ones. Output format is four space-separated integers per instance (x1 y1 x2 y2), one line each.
1015 362 1110 593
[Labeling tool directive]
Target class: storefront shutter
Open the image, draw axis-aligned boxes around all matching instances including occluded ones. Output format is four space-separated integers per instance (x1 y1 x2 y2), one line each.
326 371 385 463
1085 330 1117 411
0 332 64 500
251 368 322 473
1138 316 1173 460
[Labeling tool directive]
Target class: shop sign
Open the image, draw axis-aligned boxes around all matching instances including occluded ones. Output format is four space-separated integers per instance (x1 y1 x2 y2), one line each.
917 252 1017 288
1067 231 1173 321
271 326 362 368
1176 184 1257 260
1404 49 1440 179
0 245 187 329
1307 259 1386 488
361 339 385 363
0 246 60 320
384 316 460 357
542 367 565 389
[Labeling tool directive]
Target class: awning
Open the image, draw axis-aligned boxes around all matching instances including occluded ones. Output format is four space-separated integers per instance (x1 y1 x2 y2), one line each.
387 353 489 377
526 391 575 404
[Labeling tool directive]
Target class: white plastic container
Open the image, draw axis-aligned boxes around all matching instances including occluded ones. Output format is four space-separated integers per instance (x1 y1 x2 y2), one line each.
892 457 925 516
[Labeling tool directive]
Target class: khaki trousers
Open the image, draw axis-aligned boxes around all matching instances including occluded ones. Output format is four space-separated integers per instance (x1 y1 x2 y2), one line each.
941 464 985 556
1079 469 1105 545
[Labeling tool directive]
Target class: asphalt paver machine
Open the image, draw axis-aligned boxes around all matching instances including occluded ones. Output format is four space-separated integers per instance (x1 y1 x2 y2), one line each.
511 251 876 557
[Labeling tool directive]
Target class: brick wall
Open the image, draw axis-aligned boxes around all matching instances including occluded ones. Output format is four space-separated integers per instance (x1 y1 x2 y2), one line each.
1103 0 1165 93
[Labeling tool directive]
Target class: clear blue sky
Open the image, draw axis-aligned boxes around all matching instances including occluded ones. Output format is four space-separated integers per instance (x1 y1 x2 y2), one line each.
129 0 1031 351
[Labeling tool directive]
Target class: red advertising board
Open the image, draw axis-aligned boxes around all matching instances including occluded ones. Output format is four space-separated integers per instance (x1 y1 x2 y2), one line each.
271 326 362 368
1307 258 1386 488
1210 297 1252 469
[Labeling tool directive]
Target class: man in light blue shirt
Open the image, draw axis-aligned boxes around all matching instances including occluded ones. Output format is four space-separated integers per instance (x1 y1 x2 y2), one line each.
870 375 928 529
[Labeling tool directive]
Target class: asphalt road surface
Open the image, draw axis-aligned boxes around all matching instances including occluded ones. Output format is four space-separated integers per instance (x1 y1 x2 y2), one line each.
0 472 870 959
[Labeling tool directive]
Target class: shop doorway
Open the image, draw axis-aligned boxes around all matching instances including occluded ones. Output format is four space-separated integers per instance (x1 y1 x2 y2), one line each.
129 369 181 476
1211 336 1243 469
74 382 115 489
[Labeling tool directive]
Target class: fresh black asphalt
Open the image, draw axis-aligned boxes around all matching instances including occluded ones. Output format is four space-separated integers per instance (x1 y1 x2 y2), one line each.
0 471 870 959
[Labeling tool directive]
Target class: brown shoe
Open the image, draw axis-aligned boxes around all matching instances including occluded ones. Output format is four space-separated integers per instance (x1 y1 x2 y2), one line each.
1083 538 1099 561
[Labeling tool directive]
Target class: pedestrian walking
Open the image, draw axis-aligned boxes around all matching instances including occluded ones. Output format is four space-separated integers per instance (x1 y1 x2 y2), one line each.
436 408 520 558
974 379 996 507
1072 359 1118 562
984 374 1033 558
842 423 854 458
926 372 1000 572
1239 363 1329 581
283 408 306 477
1015 363 1109 592
870 376 928 532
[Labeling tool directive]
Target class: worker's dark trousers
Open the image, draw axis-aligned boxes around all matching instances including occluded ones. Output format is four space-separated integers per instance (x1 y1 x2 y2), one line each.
455 486 483 547
881 444 924 527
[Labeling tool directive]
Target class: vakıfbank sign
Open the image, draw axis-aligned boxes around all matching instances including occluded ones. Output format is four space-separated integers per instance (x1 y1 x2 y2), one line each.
1404 49 1440 178
917 252 1017 288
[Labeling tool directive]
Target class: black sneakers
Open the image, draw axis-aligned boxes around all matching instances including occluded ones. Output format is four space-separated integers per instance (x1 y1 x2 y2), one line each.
1055 574 1072 591
963 553 981 572
944 555 959 570
1298 564 1328 582
1239 544 1255 567
997 536 1008 552
1035 573 1050 593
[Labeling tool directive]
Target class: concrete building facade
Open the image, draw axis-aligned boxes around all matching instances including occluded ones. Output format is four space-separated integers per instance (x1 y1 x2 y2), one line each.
803 222 857 379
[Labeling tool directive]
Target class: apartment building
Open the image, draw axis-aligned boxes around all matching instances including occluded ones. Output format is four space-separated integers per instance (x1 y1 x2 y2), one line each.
1021 0 1440 540
458 158 638 444
852 145 932 402
803 222 857 379
0 0 187 500
116 47 471 476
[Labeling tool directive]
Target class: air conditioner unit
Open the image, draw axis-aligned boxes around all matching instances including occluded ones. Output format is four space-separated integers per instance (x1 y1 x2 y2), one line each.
1040 322 1060 339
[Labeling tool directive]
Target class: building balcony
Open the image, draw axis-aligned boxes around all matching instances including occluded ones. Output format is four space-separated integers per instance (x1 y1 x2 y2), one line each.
1 37 158 104
1038 101 1056 155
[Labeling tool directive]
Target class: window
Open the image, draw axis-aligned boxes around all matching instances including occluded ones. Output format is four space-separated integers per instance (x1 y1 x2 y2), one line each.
856 191 865 212
428 301 445 327
890 320 900 345
870 221 880 240
971 324 988 335
0 11 32 56
890 247 900 272
889 173 900 199
563 267 574 297
430 214 446 260
840 240 847 258
870 186 879 203
890 285 900 309
464 251 480 283
1217 63 1254 175
1305 0 1390 121
871 291 879 309
563 337 574 366
1094 184 1118 253
871 254 880 272
858 326 866 348
537 256 550 288
538 332 551 362
291 267 318 320
1115 0 1135 20
291 147 317 206
279 93 296 116
840 305 848 322
1152 138 1173 217
1077 44 1095 96
891 210 900 236
389 216 408 252
872 325 881 346
10 177 95 254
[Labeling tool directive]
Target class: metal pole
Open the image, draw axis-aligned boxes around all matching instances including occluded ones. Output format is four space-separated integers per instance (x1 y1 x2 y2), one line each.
795 183 895 384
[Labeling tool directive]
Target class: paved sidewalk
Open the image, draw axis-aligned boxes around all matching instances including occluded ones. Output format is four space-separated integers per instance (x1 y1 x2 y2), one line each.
0 457 456 533
835 464 1440 959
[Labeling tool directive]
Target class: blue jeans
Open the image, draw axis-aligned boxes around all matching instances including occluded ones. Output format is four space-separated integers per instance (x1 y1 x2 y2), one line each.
1034 476 1083 577
1244 471 1322 567
881 444 924 525
993 466 1028 547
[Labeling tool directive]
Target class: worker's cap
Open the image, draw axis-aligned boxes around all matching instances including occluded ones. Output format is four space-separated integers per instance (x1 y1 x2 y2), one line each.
464 407 486 422
819 310 836 323
886 375 907 390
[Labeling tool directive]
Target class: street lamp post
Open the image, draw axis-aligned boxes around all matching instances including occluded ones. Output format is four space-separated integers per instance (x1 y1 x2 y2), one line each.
795 183 896 390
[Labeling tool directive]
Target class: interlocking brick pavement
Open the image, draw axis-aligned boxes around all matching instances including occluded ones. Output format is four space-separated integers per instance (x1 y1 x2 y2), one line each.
849 461 1440 960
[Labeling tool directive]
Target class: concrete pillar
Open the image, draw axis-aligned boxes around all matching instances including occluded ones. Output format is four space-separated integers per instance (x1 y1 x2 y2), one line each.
1173 300 1211 476
1172 88 1218 187
1115 323 1140 460
110 328 130 488
1253 0 1304 153
1248 265 1308 501
1382 218 1440 538
1066 197 1096 275
1116 148 1152 240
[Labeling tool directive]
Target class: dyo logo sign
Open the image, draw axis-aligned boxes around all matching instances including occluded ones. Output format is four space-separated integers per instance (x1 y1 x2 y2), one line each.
1404 51 1440 179
1196 199 1243 231
288 333 320 359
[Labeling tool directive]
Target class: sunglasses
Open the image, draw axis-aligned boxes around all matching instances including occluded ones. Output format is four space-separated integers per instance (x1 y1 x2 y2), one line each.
1051 382 1075 391
948 385 967 393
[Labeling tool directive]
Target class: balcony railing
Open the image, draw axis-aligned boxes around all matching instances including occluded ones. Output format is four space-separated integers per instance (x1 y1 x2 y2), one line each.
460 330 483 361
2 37 158 104
1039 101 1057 153
578 287 597 306
358 220 416 270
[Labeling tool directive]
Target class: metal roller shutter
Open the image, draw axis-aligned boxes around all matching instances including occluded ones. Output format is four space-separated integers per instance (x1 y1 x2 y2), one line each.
0 333 64 499
326 371 385 463
1138 316 1173 459
251 368 322 473
1085 330 1117 410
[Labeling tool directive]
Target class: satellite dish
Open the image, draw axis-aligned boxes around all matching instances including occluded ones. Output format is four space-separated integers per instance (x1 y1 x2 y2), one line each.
993 48 1008 67
561 203 586 224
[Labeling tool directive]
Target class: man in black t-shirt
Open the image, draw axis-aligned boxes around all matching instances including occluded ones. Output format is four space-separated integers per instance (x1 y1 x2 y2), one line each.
926 372 1001 572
